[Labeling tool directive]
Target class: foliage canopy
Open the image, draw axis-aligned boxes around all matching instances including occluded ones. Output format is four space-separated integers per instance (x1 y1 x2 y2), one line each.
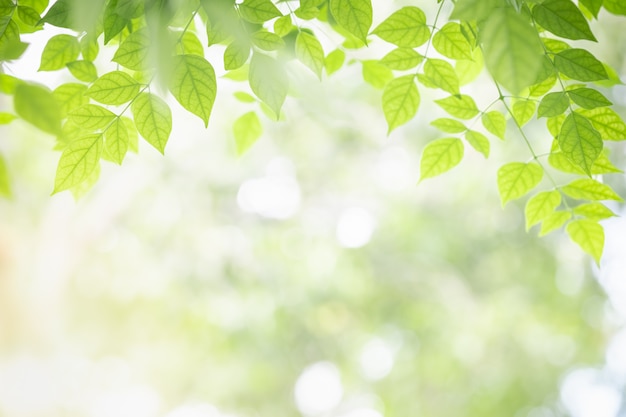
1 0 626 261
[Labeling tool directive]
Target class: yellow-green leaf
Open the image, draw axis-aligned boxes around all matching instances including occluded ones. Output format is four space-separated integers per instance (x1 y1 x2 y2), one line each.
497 162 543 205
539 211 571 236
104 118 129 165
435 94 479 120
112 28 150 71
14 83 62 135
234 111 262 155
419 138 464 181
422 59 459 95
372 6 428 47
295 31 324 79
87 71 140 105
66 60 98 82
432 22 472 60
481 111 506 140
68 104 116 130
169 54 217 127
558 112 603 175
131 93 172 154
53 83 89 117
525 190 561 230
566 220 604 264
249 52 288 118
382 75 420 133
330 0 373 43
239 0 282 23
53 134 102 193
39 34 80 71
464 130 490 158
561 178 623 201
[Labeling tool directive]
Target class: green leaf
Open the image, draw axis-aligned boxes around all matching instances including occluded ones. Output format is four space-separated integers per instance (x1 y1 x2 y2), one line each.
80 35 99 61
567 88 612 109
0 74 24 94
482 111 507 140
511 99 537 126
224 40 251 71
549 147 621 175
103 118 129 165
66 60 97 82
579 0 602 18
233 91 256 103
456 48 484 85
419 138 464 181
422 59 460 95
169 54 217 127
175 31 205 57
0 154 10 197
274 15 294 37
432 22 472 60
53 83 89 117
547 114 566 137
362 60 393 89
382 75 420 133
562 178 623 201
122 116 139 153
131 93 172 154
435 94 479 120
450 0 503 21
532 0 597 41
525 190 561 230
566 220 604 264
239 0 282 23
537 92 569 118
325 49 345 75
104 0 129 44
38 0 73 29
53 134 102 193
14 83 62 135
430 118 466 134
380 48 423 71
234 111 262 155
330 0 372 43
39 34 79 71
604 0 626 15
371 6 428 47
554 48 608 81
497 162 543 205
574 202 616 220
558 112 603 175
0 20 28 61
17 6 42 26
578 107 626 140
480 7 544 93
87 71 140 105
539 211 571 236
589 153 623 174
251 31 285 51
465 130 490 158
0 113 16 124
249 52 288 118
296 31 324 79
112 28 150 71
68 104 116 130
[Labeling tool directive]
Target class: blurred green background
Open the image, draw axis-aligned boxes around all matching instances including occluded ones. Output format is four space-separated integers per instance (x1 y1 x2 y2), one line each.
2 3 626 417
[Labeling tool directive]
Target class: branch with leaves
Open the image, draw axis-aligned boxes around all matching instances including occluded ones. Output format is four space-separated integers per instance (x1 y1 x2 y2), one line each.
0 0 625 262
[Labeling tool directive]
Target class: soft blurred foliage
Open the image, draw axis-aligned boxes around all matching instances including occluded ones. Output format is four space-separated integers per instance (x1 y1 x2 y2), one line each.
1 7 626 417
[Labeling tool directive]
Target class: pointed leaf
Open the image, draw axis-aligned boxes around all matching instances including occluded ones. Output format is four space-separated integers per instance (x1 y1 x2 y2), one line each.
251 31 285 51
573 202 616 220
372 6 429 47
567 88 612 109
234 111 262 155
39 34 80 71
0 154 11 197
532 0 597 41
362 60 393 89
566 220 604 264
432 22 472 60
539 211 571 236
465 130 490 158
554 48 608 81
382 75 420 133
525 190 561 230
249 52 288 118
296 31 324 79
380 48 422 71
562 178 623 201
68 104 116 130
66 60 98 82
112 28 150 71
558 112 603 175
330 0 372 43
511 99 537 126
224 40 251 71
435 94 479 119
131 92 172 154
497 162 543 205
53 134 102 193
430 118 466 134
537 92 569 118
87 71 141 105
325 49 345 75
169 54 217 127
104 118 129 165
422 59 460 95
239 0 282 23
578 107 626 140
482 111 507 139
419 138 464 180
53 83 89 117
